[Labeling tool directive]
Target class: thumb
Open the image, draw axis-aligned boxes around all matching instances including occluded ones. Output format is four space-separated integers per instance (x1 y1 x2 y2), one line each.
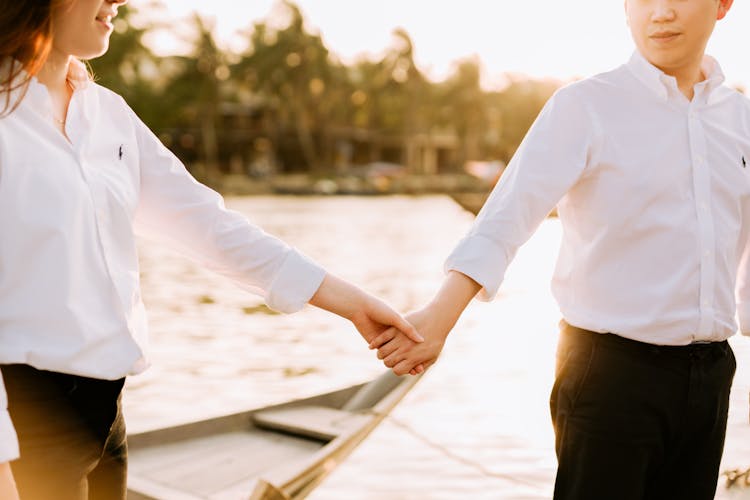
373 302 424 343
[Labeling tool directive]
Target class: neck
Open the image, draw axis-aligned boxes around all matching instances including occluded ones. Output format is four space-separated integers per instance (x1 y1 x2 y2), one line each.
36 49 71 92
660 56 705 101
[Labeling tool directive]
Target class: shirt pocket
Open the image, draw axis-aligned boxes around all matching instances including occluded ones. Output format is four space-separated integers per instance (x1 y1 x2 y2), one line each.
84 138 140 218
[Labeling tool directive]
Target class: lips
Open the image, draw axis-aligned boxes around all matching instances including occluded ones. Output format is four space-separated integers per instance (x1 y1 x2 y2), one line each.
95 10 117 29
650 31 681 41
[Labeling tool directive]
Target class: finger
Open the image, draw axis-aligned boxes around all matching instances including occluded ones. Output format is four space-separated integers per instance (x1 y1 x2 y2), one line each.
376 340 400 360
383 350 408 368
396 317 423 343
373 304 423 343
393 358 419 376
408 363 425 376
368 328 396 349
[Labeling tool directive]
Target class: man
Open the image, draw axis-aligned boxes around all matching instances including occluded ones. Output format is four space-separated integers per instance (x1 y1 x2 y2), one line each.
370 1 747 498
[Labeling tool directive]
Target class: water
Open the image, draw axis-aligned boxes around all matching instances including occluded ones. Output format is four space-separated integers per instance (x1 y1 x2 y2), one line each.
125 195 750 499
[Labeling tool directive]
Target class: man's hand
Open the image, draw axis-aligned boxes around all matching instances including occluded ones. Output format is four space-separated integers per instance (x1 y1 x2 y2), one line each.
368 271 482 376
369 306 448 375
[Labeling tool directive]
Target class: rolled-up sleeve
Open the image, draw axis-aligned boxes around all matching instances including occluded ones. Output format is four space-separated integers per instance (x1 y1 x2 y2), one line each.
445 85 597 301
0 373 19 463
127 104 325 313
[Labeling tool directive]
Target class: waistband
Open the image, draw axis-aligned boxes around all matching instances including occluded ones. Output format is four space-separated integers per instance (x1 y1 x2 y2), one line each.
0 364 125 396
560 321 730 360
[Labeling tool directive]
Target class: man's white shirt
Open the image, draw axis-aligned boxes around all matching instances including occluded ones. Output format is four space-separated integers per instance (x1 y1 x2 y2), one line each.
447 51 750 346
0 72 326 461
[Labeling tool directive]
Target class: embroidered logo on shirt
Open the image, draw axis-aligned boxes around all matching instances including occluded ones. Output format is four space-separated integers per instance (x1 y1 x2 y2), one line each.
118 144 124 160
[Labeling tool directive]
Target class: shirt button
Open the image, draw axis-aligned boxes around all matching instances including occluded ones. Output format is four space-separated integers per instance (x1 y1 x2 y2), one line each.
704 250 711 257
702 300 710 307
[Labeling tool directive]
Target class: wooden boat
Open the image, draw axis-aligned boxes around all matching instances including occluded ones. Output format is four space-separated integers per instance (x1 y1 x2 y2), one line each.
126 371 421 500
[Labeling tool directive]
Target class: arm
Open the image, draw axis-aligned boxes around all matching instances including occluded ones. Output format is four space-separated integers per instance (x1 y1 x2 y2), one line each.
369 271 481 375
310 274 423 345
373 86 596 375
127 104 325 314
126 104 420 343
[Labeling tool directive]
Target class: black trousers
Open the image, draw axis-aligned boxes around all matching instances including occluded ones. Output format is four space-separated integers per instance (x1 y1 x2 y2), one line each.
550 322 736 500
1 364 127 500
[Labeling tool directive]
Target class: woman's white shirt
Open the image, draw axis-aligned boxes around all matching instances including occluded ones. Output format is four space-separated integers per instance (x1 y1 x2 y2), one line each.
0 76 326 461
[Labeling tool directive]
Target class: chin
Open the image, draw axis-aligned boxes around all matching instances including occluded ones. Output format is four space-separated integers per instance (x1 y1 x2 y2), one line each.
78 43 110 61
642 51 678 71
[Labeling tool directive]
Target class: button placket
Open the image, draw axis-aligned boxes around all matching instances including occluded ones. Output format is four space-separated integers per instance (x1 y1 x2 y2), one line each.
687 108 715 335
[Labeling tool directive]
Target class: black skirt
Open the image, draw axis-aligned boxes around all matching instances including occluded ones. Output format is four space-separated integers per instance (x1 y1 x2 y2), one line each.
1 364 127 500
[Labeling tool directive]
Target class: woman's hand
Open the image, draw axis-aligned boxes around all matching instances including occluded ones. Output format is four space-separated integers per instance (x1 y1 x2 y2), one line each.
309 274 423 345
370 306 449 376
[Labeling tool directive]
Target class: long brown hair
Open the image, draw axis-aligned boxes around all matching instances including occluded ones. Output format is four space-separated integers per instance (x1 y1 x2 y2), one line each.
0 0 72 116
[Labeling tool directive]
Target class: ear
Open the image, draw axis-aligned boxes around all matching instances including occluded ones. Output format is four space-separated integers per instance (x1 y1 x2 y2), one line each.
717 0 733 20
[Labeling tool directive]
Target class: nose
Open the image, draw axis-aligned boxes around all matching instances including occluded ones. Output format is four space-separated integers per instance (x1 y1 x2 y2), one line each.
651 0 676 22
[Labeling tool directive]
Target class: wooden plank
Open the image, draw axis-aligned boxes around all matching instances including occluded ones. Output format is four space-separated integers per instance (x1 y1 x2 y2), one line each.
126 475 205 500
253 406 370 441
129 431 321 497
126 372 422 499
127 383 364 450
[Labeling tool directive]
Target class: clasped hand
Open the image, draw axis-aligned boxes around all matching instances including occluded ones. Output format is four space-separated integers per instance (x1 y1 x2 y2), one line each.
367 306 449 376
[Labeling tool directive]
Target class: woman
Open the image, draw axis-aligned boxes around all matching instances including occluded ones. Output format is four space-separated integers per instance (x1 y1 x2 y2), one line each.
0 1 423 498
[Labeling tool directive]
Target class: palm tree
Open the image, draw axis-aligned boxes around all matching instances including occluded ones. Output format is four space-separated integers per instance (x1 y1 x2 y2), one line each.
234 1 338 171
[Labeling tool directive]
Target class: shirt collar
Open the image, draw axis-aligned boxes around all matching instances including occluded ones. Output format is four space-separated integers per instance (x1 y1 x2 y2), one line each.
3 59 94 127
626 50 725 104
2 57 91 111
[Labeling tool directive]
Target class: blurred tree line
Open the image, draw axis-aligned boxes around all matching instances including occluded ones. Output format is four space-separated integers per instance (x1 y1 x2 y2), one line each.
89 0 561 179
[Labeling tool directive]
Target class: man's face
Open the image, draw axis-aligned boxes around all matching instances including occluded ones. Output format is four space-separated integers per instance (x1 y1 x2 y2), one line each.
624 0 733 75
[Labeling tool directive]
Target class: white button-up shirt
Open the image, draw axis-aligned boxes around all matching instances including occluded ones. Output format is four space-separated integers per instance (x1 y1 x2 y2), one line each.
0 71 326 461
446 51 750 347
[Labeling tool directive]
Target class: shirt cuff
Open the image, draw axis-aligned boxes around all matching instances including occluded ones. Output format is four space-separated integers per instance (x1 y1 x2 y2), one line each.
444 233 510 302
0 411 19 463
265 249 326 313
737 302 750 337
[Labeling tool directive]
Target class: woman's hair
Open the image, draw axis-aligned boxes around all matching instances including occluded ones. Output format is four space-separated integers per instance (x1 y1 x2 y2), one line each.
0 0 73 116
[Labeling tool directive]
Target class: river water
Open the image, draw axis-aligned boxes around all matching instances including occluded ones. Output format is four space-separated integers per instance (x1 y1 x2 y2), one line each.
124 195 750 500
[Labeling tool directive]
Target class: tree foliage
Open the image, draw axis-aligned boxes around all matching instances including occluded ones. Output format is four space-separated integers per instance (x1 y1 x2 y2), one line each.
91 1 560 173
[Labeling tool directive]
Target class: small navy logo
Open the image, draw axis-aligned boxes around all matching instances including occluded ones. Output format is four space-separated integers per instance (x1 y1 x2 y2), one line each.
743 156 747 168
118 145 124 160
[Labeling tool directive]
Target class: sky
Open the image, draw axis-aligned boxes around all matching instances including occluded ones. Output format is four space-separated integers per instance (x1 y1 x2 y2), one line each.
141 0 748 91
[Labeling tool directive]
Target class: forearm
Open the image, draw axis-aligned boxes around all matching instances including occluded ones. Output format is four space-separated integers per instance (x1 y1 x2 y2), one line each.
308 273 363 320
309 273 421 344
425 270 482 337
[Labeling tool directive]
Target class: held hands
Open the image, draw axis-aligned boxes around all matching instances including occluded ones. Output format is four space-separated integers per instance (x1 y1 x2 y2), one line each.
368 305 449 376
347 292 424 347
308 273 424 347
368 271 481 376
310 271 480 377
